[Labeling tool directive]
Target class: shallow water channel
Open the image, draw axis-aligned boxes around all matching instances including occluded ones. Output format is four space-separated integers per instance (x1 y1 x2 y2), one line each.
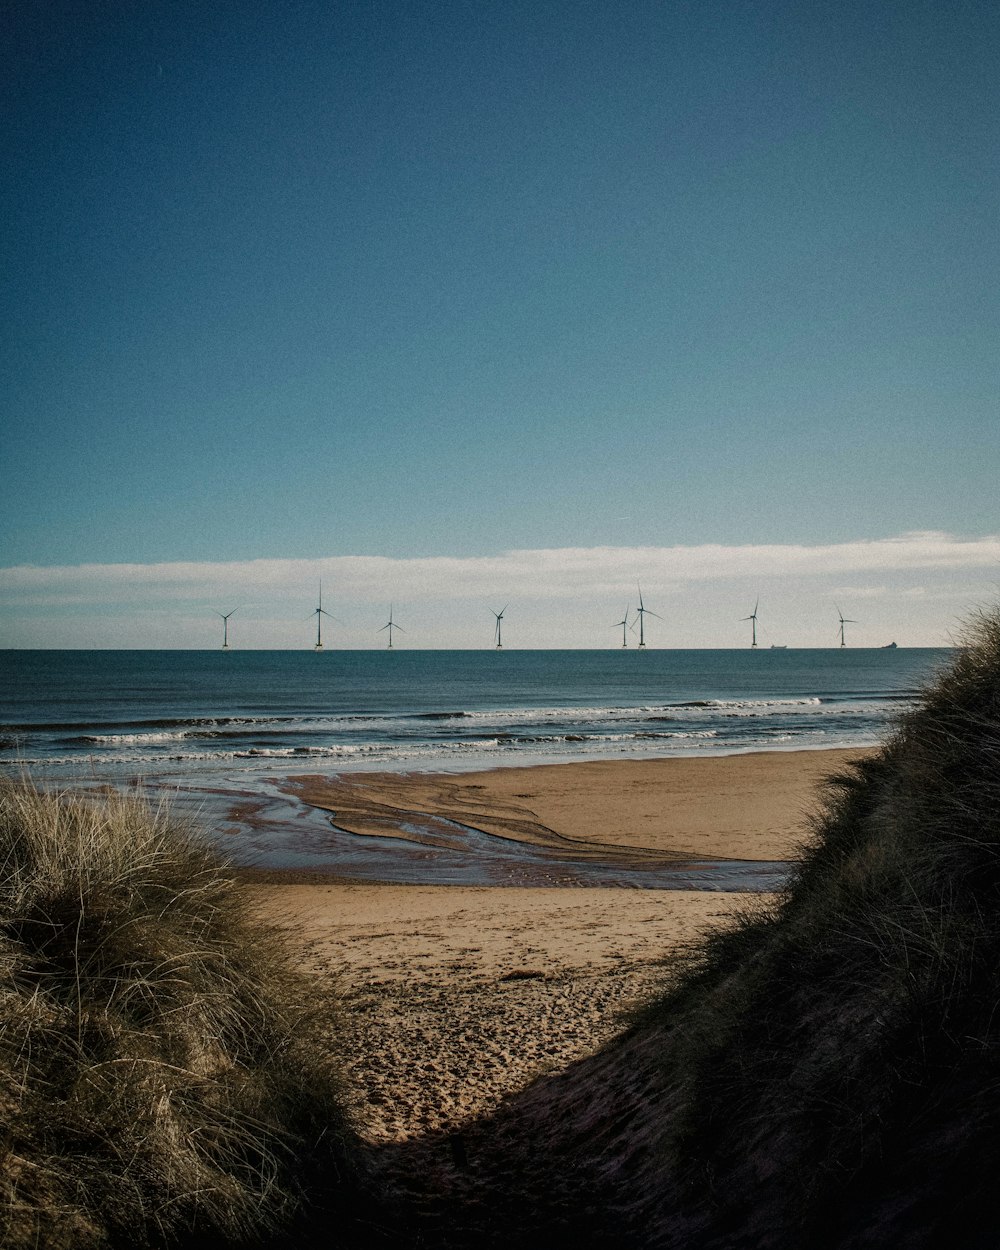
165 781 791 890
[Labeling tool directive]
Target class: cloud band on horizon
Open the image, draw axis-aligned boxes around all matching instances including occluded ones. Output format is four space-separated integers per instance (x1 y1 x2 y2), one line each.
2 532 996 649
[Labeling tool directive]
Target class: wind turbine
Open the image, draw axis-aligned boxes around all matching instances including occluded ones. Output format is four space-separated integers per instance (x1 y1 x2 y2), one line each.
613 606 631 648
741 598 760 648
492 605 508 649
311 583 334 651
836 605 857 648
379 605 404 649
634 585 662 649
216 608 237 650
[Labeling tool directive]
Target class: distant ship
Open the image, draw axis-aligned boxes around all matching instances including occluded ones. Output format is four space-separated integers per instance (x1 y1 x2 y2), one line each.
881 641 898 649
770 644 787 649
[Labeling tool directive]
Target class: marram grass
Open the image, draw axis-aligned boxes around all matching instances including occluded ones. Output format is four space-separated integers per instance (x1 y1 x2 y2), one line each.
626 607 1000 1246
0 780 360 1250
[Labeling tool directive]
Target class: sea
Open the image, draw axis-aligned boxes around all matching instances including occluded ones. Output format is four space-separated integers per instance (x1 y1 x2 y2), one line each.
0 647 950 887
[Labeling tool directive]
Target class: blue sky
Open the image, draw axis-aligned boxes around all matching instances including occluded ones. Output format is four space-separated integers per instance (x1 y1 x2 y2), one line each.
2 1 998 646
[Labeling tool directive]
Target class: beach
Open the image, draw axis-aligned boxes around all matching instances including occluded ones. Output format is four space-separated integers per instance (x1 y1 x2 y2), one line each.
251 747 867 1142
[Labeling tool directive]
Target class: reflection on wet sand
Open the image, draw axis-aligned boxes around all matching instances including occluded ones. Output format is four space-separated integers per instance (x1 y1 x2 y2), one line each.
160 752 839 889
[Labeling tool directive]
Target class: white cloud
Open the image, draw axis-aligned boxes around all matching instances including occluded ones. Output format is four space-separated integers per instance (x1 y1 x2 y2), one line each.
830 585 889 600
1 532 997 648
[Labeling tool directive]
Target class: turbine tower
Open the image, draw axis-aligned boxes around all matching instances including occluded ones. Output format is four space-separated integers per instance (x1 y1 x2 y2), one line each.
492 605 507 650
634 585 662 649
613 606 630 648
216 608 237 650
311 583 333 651
379 605 404 649
741 598 760 648
837 606 857 648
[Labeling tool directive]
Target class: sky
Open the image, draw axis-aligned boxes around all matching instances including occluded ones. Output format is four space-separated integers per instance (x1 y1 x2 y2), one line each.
2 0 997 648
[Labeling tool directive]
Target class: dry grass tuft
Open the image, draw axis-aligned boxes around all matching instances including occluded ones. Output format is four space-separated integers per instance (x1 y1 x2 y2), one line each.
623 606 1000 1245
0 780 361 1250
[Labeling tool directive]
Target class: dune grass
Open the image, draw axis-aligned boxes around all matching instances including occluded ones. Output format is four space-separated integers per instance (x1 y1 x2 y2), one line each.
621 608 1000 1245
0 780 361 1250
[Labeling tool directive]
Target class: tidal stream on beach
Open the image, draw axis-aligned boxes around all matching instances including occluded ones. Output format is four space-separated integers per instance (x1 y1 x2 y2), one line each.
169 780 791 889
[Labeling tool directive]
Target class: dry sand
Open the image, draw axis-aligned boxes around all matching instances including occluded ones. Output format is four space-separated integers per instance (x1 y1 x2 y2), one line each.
251 748 868 1143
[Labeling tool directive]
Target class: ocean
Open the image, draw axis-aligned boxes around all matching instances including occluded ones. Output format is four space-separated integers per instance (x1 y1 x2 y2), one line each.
1 647 948 784
0 648 949 885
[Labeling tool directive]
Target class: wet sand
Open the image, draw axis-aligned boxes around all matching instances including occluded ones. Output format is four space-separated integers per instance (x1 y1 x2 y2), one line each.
251 748 868 1141
282 746 863 862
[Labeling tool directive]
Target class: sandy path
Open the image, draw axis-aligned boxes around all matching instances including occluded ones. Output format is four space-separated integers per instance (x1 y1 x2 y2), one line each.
257 884 764 1142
